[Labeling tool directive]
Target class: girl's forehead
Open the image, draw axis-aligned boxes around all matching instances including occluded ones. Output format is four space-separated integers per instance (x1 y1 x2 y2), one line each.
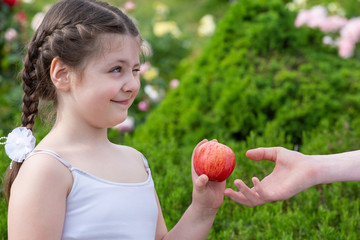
90 33 140 63
98 33 140 54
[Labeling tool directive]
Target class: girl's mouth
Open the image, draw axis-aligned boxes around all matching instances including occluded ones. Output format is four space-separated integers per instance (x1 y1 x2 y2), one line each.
111 99 129 106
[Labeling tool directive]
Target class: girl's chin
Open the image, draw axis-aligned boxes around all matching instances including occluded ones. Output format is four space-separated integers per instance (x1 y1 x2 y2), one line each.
112 116 129 126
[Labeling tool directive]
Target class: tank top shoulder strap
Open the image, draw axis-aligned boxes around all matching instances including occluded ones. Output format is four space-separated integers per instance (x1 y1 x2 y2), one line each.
140 153 150 169
27 149 72 169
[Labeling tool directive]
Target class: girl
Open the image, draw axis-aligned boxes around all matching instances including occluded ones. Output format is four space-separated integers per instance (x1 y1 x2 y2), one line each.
3 0 225 239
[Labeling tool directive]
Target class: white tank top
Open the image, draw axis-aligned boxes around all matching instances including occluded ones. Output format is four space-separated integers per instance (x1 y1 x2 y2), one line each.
27 150 158 240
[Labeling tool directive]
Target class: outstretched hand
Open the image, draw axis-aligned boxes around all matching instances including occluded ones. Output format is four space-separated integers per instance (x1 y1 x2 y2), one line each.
191 139 226 210
224 147 317 207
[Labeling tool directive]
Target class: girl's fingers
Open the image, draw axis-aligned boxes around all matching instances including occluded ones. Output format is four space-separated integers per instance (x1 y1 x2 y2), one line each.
194 174 209 193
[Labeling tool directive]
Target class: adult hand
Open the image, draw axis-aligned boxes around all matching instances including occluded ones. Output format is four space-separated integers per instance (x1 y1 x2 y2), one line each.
224 147 317 207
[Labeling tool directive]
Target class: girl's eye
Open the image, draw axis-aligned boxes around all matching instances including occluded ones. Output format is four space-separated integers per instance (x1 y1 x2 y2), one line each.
111 66 122 73
133 69 140 76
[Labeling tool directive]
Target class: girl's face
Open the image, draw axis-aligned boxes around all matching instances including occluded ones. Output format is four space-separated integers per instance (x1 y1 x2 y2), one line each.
68 34 141 129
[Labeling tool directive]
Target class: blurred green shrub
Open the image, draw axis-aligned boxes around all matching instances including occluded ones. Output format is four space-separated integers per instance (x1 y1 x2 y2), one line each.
131 0 360 147
125 0 360 238
0 2 28 133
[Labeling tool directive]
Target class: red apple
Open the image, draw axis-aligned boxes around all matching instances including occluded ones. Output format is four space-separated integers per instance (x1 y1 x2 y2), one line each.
193 141 236 182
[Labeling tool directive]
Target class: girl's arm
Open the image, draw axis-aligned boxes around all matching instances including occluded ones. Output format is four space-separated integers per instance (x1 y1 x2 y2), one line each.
155 139 225 240
8 154 72 240
224 147 360 207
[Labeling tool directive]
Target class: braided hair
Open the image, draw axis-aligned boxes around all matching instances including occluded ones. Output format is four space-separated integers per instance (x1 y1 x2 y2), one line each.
4 0 142 203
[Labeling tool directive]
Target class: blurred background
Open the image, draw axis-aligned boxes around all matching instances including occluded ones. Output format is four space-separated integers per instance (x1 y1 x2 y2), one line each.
1 0 360 239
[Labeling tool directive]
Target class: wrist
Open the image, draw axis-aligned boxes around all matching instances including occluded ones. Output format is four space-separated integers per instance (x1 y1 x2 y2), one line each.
189 202 218 221
309 154 339 185
306 154 324 186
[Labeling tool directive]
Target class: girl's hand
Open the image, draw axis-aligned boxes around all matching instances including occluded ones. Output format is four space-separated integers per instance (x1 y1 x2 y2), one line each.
224 147 317 207
191 139 226 211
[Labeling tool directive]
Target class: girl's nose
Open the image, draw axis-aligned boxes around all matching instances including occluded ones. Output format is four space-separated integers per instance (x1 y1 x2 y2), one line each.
122 72 140 93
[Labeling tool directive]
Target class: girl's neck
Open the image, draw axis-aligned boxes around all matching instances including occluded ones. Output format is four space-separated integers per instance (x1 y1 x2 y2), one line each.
46 118 111 150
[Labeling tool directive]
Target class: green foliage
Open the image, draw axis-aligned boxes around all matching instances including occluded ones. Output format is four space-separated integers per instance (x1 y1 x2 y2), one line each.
133 0 360 146
0 2 27 133
0 153 8 239
126 0 360 238
0 4 22 80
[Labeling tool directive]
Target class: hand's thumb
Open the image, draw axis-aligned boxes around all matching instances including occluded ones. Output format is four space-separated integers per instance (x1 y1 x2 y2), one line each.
195 174 209 192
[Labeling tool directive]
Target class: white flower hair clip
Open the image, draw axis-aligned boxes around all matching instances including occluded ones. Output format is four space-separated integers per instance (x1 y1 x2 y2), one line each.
0 127 36 169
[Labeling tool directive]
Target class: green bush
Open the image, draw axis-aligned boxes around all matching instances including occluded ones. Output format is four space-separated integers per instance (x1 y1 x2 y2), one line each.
124 0 360 238
0 2 28 134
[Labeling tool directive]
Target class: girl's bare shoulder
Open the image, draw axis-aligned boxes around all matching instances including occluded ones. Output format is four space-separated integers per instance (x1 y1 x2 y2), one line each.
113 144 144 157
13 153 73 196
8 153 71 239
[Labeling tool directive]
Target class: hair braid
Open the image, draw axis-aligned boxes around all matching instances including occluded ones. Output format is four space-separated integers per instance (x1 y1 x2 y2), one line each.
21 43 40 130
21 26 62 129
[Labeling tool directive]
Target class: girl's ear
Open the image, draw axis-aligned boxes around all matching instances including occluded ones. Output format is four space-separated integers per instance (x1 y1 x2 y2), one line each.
50 57 71 91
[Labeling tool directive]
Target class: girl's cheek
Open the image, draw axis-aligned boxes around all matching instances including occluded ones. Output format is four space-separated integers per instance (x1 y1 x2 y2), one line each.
136 82 141 93
104 88 119 100
135 79 141 93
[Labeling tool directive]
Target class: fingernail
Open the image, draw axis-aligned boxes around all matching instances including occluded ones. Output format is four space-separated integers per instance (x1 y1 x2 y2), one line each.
200 174 208 183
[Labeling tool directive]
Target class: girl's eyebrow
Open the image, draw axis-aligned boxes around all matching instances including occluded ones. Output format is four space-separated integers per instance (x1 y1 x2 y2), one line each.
113 59 140 68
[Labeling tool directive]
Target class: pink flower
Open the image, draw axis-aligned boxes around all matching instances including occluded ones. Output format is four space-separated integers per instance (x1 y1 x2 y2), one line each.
138 101 149 112
338 39 355 58
169 79 180 89
140 62 151 75
322 36 333 45
31 12 45 31
15 11 27 28
307 6 328 28
295 6 360 59
113 116 135 133
336 17 360 58
144 85 163 102
340 17 360 43
295 6 328 28
124 1 136 11
295 10 311 27
318 16 347 32
5 28 18 42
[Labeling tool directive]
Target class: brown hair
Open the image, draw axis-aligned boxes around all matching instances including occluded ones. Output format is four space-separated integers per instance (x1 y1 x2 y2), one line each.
4 0 142 203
